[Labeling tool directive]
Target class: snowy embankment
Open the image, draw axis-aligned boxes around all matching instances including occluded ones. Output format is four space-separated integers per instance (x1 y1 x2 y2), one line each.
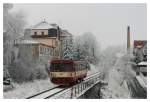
87 64 99 76
101 55 136 98
102 69 130 98
3 79 56 99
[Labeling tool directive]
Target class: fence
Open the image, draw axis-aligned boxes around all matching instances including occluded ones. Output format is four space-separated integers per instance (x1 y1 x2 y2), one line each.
52 72 103 99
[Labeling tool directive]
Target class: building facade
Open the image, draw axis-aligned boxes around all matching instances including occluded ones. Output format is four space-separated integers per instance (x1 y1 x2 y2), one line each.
15 20 74 65
133 40 147 63
15 39 53 63
30 21 60 58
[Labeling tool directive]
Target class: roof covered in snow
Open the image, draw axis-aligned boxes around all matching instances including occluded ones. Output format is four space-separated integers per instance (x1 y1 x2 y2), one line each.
15 39 53 47
15 39 39 44
61 30 73 37
31 21 57 29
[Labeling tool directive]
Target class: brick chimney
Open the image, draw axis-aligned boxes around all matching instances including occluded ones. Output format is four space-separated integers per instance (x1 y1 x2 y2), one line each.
127 26 130 51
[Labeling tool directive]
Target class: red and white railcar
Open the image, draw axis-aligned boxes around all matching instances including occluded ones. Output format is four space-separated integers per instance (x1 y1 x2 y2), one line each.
49 59 89 85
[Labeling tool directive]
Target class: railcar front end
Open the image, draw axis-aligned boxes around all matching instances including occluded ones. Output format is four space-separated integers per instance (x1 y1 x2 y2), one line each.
49 59 88 85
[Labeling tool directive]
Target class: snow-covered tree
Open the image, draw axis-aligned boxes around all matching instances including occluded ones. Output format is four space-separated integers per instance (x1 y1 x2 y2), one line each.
3 3 25 66
3 3 27 82
98 45 126 79
74 32 101 64
4 4 49 83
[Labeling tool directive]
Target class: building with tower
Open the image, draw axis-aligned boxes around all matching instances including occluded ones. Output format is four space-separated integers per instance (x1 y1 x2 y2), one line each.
14 20 73 64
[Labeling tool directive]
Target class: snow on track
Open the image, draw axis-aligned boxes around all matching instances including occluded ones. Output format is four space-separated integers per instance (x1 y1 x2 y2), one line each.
29 87 64 99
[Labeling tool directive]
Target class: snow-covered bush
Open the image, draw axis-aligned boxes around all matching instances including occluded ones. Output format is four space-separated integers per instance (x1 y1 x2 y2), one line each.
34 64 49 80
9 59 49 83
3 3 26 83
3 4 49 83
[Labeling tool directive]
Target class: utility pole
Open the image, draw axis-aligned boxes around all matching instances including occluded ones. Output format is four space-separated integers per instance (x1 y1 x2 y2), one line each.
92 47 95 58
57 26 61 58
92 47 96 64
77 44 80 59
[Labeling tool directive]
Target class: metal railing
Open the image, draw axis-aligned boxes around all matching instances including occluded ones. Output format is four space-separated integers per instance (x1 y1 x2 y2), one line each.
52 72 103 99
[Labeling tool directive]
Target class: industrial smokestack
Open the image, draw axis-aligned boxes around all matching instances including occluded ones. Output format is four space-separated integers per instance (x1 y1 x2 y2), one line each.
127 26 130 51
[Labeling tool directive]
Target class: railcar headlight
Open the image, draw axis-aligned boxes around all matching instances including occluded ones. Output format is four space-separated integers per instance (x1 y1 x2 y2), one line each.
70 73 73 77
70 73 72 77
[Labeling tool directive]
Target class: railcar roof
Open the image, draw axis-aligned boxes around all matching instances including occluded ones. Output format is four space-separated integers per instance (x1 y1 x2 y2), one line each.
50 59 86 63
51 59 74 63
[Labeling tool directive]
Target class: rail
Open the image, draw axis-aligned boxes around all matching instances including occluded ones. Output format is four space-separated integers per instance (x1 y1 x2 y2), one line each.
26 86 63 99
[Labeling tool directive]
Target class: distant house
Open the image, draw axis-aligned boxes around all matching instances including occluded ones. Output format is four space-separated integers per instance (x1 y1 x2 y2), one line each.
133 40 147 62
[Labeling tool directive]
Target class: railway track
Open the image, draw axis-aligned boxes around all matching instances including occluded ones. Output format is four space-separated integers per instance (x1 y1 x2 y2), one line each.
26 72 102 99
26 85 69 99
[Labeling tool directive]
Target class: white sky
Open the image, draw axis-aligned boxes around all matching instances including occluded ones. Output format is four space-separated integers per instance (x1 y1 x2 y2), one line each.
11 3 147 49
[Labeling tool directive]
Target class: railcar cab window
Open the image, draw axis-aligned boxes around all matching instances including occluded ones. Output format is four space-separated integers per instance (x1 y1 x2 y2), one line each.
74 61 87 71
50 63 73 72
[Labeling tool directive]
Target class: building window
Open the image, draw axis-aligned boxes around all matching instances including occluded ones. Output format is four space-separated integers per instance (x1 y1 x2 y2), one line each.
34 32 37 35
45 47 48 55
47 47 50 55
55 41 58 46
41 32 44 35
44 47 47 55
40 46 52 56
40 46 44 55
47 47 51 55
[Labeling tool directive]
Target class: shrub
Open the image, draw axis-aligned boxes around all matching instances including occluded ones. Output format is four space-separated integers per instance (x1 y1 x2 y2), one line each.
8 58 49 83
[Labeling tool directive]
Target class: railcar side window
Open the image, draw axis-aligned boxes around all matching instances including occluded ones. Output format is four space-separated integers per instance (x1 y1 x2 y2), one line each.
74 63 78 71
78 63 81 70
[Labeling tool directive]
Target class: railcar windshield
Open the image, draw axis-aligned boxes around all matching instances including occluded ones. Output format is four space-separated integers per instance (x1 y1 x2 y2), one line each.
50 63 73 72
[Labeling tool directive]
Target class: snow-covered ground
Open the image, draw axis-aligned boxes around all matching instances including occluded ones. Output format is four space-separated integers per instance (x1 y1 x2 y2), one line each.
102 69 130 98
3 64 99 99
4 61 136 99
101 55 136 98
3 79 56 99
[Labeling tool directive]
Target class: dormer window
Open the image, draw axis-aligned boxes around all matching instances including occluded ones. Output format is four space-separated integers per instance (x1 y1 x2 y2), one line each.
41 31 44 35
34 32 37 35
